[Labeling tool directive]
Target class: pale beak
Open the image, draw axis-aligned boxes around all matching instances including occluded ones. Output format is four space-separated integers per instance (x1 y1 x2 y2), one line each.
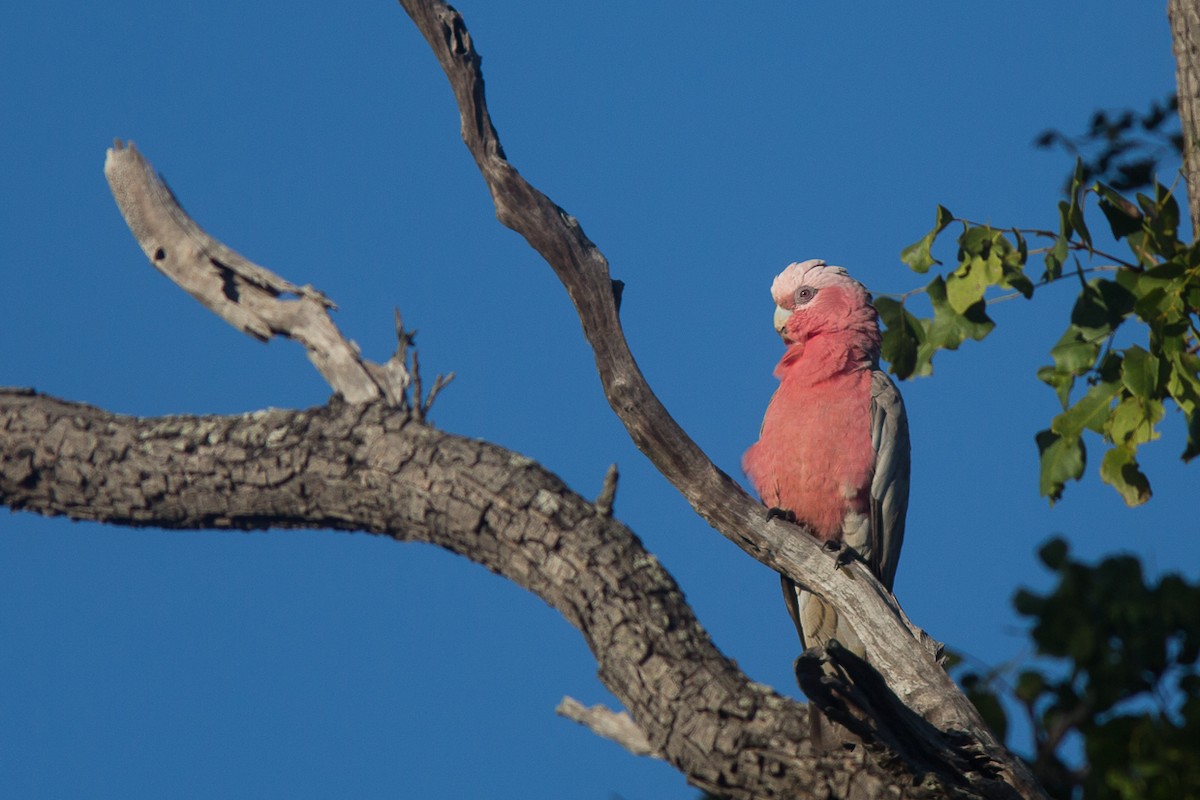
773 305 793 340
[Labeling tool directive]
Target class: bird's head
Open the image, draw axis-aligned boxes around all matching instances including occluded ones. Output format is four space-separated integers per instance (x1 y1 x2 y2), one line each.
769 259 880 348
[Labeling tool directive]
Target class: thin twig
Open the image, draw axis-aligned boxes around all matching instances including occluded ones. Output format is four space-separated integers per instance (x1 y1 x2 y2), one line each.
421 372 455 416
594 463 619 517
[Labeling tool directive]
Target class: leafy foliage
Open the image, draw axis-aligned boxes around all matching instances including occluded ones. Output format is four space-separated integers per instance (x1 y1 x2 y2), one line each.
882 97 1195 506
1034 95 1182 194
953 540 1200 800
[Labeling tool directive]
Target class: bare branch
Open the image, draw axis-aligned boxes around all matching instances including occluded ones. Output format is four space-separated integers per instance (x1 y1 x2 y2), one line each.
556 697 658 759
395 0 1039 788
421 372 455 417
410 349 425 421
594 463 619 517
6 3 1056 795
0 389 971 800
104 141 407 406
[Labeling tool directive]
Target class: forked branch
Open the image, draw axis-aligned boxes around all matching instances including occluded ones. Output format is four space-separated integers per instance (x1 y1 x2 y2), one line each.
394 4 1040 792
3 3 1055 797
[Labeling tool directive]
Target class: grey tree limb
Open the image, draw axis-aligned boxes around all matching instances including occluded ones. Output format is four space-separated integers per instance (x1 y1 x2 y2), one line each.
0 2 1056 796
105 141 410 406
0 388 977 800
96 136 982 794
395 1 1044 797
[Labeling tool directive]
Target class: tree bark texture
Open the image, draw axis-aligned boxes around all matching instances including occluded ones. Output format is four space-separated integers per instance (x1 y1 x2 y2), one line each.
0 0 1069 796
1 388 980 800
1170 0 1200 233
396 1 1044 797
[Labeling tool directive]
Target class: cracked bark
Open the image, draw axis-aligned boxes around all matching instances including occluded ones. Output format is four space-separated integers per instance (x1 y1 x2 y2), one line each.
2 389 961 800
0 0 1076 797
397 0 1043 797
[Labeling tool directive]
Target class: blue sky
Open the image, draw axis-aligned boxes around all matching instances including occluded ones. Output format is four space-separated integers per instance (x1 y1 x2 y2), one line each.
1 2 1192 798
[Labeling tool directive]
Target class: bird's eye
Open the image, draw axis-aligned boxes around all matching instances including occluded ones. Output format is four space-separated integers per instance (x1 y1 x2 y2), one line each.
794 287 817 306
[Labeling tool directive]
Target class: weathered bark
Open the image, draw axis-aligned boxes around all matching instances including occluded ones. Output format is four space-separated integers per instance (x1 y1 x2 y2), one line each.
397 1 1044 797
105 142 413 407
1169 0 1200 233
0 1 1059 797
0 388 976 800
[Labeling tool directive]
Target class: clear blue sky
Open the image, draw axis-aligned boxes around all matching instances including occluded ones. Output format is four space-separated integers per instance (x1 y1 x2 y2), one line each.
1 2 1192 798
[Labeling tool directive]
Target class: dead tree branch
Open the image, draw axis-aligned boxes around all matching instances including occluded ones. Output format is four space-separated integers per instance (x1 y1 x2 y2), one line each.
105 141 410 406
396 1 1043 797
0 2 1058 796
0 388 965 800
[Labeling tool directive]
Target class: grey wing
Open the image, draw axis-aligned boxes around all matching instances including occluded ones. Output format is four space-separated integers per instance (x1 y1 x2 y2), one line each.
868 369 910 592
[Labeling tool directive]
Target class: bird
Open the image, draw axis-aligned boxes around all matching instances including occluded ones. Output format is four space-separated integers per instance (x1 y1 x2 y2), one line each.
743 258 910 661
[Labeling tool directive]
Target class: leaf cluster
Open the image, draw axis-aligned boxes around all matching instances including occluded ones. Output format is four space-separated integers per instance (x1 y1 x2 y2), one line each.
1034 95 1182 195
953 540 1200 800
882 115 1197 505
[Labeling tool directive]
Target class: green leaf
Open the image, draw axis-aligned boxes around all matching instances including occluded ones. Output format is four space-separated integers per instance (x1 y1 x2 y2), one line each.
939 225 1028 313
945 253 997 313
1120 346 1159 399
1002 269 1035 299
1185 409 1200 462
1044 234 1069 281
986 228 1035 298
1048 326 1101 375
1138 184 1184 261
1067 158 1093 249
1052 379 1122 438
876 297 924 379
1070 279 1135 339
1107 395 1164 446
1135 191 1155 217
900 205 953 273
1165 353 1200 460
1130 262 1188 324
1038 365 1076 409
920 275 995 356
1096 182 1143 240
1037 429 1086 503
1100 444 1153 506
958 225 998 259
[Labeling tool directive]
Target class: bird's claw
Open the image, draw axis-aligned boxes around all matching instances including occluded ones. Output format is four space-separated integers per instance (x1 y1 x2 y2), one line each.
833 545 860 571
765 507 797 524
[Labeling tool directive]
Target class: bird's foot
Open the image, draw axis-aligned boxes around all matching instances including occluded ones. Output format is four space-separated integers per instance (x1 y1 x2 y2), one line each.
833 544 861 572
765 507 797 524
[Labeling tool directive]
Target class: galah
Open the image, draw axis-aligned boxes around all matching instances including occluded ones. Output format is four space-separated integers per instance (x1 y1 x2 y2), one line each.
743 259 910 657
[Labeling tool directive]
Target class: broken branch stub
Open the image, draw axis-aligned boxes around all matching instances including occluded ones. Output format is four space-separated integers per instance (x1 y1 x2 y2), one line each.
104 140 406 406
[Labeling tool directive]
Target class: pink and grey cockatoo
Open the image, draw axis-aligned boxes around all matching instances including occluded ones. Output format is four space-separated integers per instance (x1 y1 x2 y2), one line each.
743 259 910 657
